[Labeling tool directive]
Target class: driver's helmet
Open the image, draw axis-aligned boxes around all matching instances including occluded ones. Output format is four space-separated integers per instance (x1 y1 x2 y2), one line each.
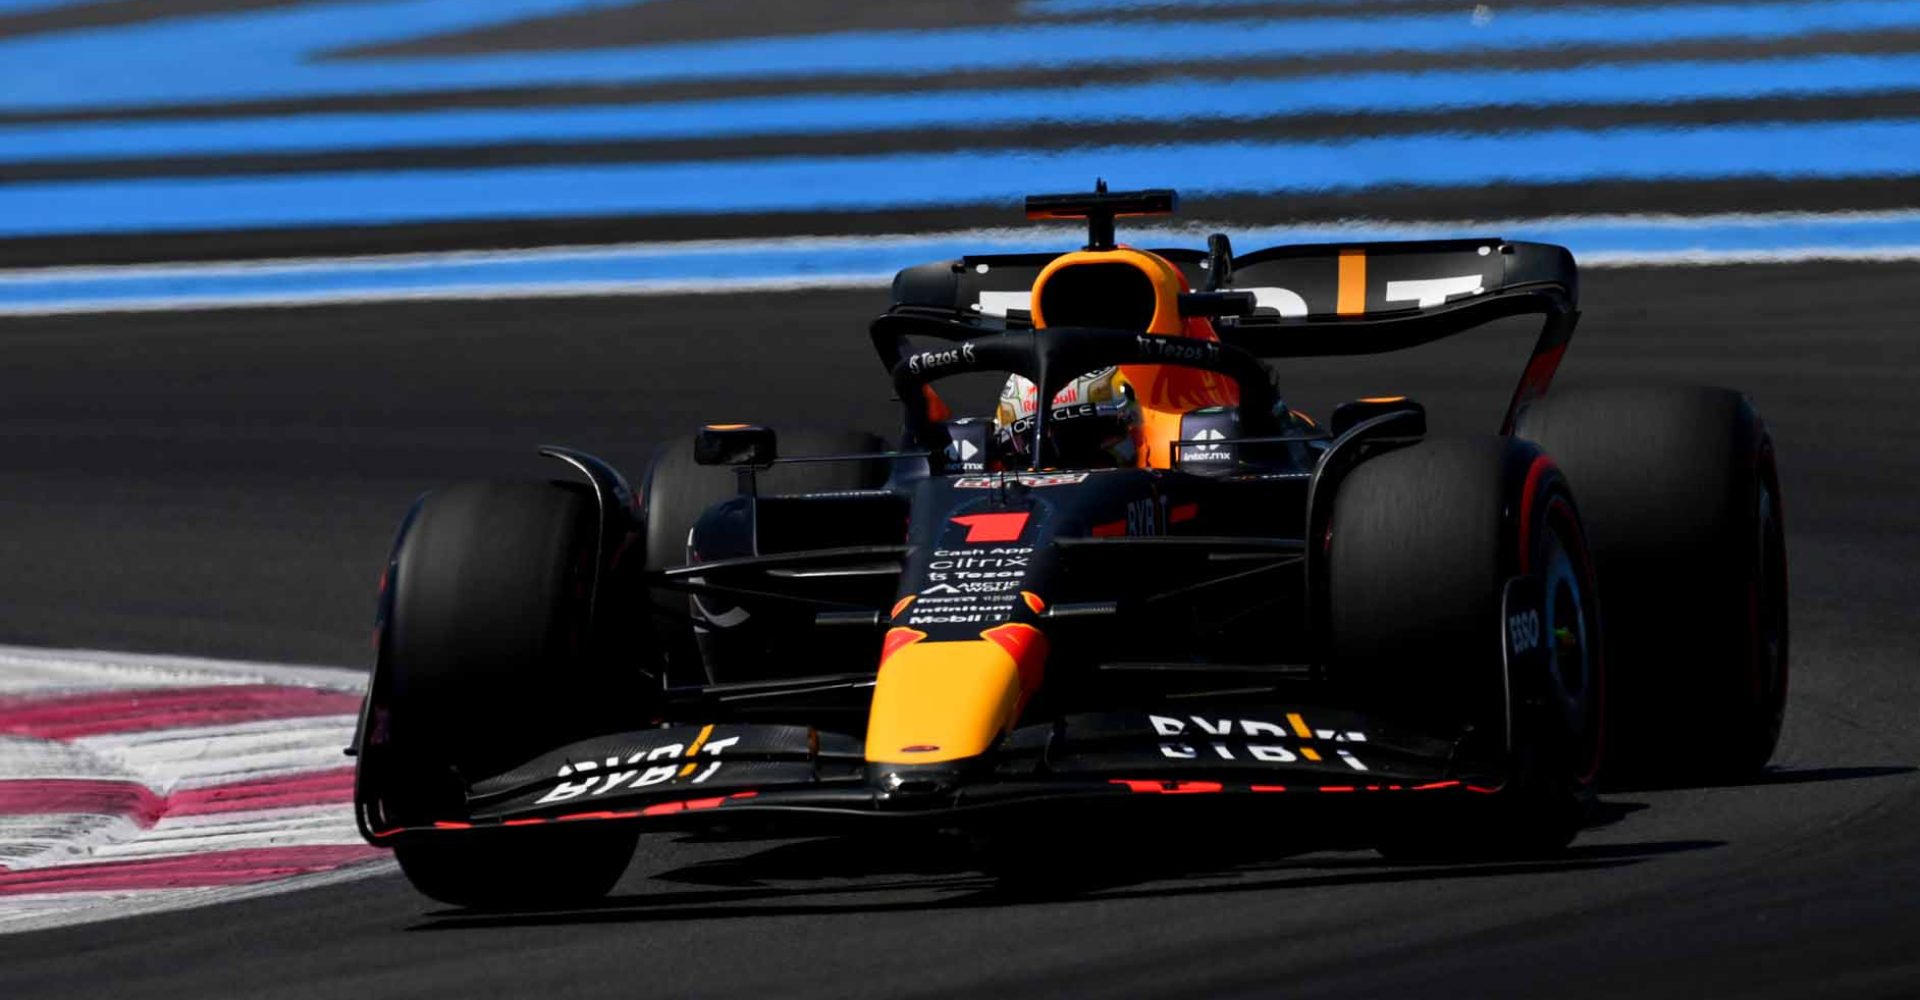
994 366 1142 468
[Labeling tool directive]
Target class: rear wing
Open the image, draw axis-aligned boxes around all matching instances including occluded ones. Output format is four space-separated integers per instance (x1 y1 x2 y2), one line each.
887 238 1579 432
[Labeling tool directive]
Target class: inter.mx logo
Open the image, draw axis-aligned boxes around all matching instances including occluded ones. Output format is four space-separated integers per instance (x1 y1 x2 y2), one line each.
1183 428 1230 462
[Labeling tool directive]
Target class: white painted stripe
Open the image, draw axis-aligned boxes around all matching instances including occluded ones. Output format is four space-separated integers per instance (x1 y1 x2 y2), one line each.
73 716 359 791
154 802 353 832
0 646 383 934
0 814 136 868
5 248 1911 317
88 807 361 862
1 726 145 870
0 275 890 316
1 211 1914 316
3 210 1915 283
0 644 364 694
0 735 133 783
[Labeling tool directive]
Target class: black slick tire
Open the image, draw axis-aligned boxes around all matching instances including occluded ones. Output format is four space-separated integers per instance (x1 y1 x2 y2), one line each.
1329 437 1604 859
1515 386 1787 782
377 480 638 908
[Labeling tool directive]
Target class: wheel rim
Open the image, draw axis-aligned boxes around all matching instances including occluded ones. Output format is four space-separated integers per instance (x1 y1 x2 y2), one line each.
1540 500 1603 785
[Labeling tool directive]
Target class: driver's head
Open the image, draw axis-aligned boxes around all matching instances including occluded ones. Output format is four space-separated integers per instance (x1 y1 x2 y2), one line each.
994 367 1142 468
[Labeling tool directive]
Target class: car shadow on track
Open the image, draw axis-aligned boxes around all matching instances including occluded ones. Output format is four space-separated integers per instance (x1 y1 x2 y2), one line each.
404 833 1723 932
1606 763 1915 793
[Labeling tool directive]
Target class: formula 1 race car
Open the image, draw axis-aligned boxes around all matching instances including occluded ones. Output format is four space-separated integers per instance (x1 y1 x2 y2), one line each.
350 187 1788 907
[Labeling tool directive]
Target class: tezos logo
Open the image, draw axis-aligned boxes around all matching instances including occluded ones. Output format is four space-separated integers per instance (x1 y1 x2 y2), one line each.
1136 335 1219 363
907 342 976 374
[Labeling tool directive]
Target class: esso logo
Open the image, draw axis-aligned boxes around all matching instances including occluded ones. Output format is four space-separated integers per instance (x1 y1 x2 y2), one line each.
1508 609 1542 653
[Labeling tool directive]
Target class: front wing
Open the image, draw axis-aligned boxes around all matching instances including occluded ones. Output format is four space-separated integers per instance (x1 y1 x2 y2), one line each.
360 704 1508 843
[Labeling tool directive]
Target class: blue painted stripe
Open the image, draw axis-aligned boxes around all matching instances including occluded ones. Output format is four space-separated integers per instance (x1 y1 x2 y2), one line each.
1026 0 1429 12
4 212 1918 313
0 0 102 11
0 119 1917 238
3 0 1916 112
5 52 1919 164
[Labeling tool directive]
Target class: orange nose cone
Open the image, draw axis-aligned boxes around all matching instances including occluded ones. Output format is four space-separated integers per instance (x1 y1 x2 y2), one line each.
864 624 1048 765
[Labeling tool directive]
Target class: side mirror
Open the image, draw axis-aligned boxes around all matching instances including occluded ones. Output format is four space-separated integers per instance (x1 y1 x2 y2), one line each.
1178 291 1257 318
694 424 778 467
1203 232 1233 291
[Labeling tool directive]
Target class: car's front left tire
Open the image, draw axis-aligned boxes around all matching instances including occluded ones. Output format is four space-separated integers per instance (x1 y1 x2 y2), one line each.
368 480 642 908
1328 436 1604 859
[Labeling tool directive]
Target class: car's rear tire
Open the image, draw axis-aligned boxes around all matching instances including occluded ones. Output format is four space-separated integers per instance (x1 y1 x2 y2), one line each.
1329 437 1604 859
1515 386 1787 782
642 427 888 683
376 480 640 907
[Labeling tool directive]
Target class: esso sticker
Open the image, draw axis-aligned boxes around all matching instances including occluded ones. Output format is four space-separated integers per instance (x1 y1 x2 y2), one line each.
1508 609 1542 653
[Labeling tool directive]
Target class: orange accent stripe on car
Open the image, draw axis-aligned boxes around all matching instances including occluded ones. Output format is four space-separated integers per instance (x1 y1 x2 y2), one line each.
1021 591 1046 615
704 423 751 430
880 627 927 663
1110 779 1223 794
1337 249 1366 316
890 595 916 620
1300 747 1323 762
1358 395 1407 404
678 723 716 777
923 385 954 423
1287 712 1313 738
639 795 736 817
980 622 1049 694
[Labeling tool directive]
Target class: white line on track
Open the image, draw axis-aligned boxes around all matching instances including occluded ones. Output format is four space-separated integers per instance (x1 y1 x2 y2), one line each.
74 715 364 790
0 644 364 693
0 645 387 935
2 211 1916 316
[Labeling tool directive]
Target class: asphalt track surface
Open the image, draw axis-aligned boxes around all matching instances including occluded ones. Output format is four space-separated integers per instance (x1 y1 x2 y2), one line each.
0 261 1916 998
